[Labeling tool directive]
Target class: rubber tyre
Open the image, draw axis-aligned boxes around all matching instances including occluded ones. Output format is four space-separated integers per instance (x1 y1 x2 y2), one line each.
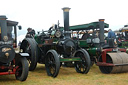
15 57 29 81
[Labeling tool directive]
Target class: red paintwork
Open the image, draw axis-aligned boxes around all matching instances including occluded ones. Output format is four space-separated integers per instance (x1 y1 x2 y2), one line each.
0 72 15 75
0 59 18 75
96 62 115 66
118 39 128 42
96 48 126 66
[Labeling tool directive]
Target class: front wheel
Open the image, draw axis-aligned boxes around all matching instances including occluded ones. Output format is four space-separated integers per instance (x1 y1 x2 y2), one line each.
45 50 60 78
74 49 91 74
15 57 29 81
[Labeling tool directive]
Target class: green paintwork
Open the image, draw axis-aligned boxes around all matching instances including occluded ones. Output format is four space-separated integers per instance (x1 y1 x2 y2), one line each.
70 22 109 31
60 22 109 31
60 57 81 62
119 41 128 48
79 40 89 47
86 48 97 56
34 34 42 44
34 33 58 44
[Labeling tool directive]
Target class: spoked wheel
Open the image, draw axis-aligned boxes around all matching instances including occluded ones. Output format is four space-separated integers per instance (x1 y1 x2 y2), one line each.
45 50 60 78
98 54 113 74
74 49 91 74
15 57 29 81
21 38 38 71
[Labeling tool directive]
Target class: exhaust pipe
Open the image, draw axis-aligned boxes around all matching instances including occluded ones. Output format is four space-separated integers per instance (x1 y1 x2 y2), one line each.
99 19 105 45
62 7 71 38
0 16 8 41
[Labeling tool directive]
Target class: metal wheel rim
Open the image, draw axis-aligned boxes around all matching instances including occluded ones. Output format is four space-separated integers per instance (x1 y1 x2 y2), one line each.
46 53 56 76
75 52 87 73
24 42 32 67
99 54 113 73
16 62 23 78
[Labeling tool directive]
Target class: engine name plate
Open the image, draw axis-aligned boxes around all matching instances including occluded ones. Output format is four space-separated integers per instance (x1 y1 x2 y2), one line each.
2 48 11 52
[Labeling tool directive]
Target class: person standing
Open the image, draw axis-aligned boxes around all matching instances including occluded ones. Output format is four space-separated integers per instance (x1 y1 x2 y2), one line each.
26 28 35 38
108 29 117 44
108 29 116 38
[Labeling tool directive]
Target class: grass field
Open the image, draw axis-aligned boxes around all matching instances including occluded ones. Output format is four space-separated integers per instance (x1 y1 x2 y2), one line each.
0 64 128 85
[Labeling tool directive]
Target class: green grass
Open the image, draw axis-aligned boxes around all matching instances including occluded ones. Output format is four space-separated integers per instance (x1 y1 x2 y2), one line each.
0 64 128 85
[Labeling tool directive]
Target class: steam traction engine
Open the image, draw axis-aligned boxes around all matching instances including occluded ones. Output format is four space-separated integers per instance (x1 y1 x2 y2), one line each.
117 25 128 48
70 19 128 74
0 16 29 81
20 7 91 77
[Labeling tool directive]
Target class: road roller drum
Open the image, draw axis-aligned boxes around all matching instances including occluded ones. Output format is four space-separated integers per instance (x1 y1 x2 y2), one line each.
99 52 128 74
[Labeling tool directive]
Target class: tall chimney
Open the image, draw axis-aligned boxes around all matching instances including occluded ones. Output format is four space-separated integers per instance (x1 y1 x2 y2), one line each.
0 16 8 41
99 19 105 45
62 7 71 38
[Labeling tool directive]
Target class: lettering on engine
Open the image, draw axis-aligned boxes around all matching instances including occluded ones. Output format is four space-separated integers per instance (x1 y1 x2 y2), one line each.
2 48 11 52
0 41 13 44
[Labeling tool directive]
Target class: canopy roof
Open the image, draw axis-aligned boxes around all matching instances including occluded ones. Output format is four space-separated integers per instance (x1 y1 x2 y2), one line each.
119 27 128 32
7 20 18 26
60 22 109 31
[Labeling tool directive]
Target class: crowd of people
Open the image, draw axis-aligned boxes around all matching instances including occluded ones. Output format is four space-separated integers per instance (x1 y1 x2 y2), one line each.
17 27 122 48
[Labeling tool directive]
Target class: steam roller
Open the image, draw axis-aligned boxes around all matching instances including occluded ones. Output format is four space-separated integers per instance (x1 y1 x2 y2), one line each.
94 19 128 74
98 48 128 74
69 18 128 74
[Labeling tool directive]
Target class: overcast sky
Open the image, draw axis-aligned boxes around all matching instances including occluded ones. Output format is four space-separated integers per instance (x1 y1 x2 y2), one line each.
0 0 128 41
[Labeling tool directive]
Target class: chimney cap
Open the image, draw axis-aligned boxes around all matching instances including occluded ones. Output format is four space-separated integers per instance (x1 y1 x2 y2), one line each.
62 7 71 12
0 15 7 20
99 19 105 22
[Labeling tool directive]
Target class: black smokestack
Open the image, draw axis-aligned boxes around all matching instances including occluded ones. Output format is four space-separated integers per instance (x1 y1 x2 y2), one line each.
99 19 105 45
62 7 71 38
0 16 8 41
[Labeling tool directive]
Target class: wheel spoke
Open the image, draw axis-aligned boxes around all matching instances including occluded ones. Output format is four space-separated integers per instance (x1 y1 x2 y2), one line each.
45 50 60 77
74 52 87 73
16 63 23 77
46 53 56 75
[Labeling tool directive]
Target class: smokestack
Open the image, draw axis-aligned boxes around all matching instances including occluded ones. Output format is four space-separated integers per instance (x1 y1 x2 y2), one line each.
99 19 105 45
0 16 8 41
62 7 71 38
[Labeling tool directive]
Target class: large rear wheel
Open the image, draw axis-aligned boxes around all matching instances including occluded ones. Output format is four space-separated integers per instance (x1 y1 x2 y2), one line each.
74 49 91 74
45 50 60 78
21 38 38 71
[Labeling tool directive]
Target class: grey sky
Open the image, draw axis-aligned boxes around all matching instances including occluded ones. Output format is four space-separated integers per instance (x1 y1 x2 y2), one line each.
0 0 128 42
